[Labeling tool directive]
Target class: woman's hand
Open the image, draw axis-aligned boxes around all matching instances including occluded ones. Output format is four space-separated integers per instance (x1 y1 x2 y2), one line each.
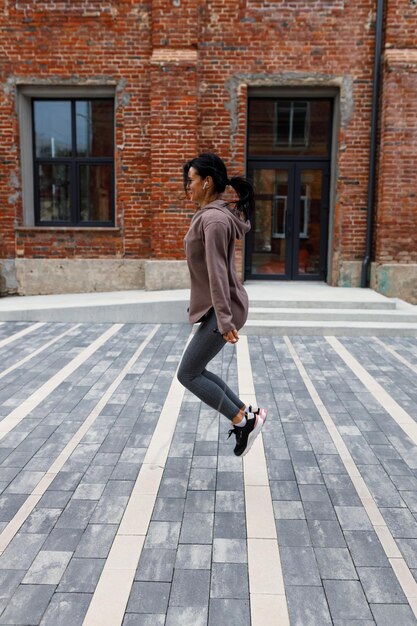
222 329 239 344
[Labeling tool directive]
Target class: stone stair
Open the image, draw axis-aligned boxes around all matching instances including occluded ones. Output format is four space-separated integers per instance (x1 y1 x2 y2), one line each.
243 297 417 336
0 283 416 335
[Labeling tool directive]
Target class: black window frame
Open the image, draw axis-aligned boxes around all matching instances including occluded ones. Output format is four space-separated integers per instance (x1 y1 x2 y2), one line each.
32 97 115 227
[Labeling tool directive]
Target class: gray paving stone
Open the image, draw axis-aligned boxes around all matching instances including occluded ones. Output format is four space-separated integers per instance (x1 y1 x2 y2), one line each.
335 506 373 531
217 456 242 472
0 570 25 615
333 619 375 626
307 519 346 548
324 580 374 621
188 468 216 490
136 548 176 582
382 508 417 538
0 494 29 523
208 598 250 626
111 462 139 480
57 557 105 592
175 544 212 569
299 484 332 503
267 460 296 481
192 456 217 469
158 475 189 499
20 508 61 534
304 500 338 520
358 567 407 603
286 585 333 626
72 483 106 500
184 490 215 513
280 546 321 586
397 538 417 568
216 472 244 491
55 499 97 529
179 512 213 544
144 522 181 549
127 581 170 614
210 563 249 599
0 584 55 625
0 533 46 570
276 519 311 547
170 569 210 606
39 591 92 626
315 547 358 580
270 480 300 501
152 498 185 522
344 531 389 567
123 616 165 626
213 538 247 564
74 523 118 558
215 491 245 513
82 465 114 483
165 606 208 626
43 528 84 552
23 550 72 585
38 491 72 509
273 500 305 519
214 513 247 539
370 603 417 626
89 495 129 524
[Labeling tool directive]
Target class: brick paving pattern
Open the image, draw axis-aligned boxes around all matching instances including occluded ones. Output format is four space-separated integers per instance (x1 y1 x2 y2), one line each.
0 322 416 625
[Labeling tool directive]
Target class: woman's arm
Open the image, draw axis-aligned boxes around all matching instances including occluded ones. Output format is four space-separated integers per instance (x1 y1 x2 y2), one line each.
204 220 235 336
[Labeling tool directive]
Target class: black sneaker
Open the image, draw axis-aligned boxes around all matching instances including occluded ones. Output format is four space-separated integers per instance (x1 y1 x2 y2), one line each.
227 410 266 457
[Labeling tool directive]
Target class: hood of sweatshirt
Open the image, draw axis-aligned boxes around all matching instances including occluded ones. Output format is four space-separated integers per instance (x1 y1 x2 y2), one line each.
199 200 251 240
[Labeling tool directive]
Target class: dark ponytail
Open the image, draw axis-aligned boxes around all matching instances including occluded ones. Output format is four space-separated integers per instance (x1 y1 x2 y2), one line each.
183 152 254 221
228 176 254 222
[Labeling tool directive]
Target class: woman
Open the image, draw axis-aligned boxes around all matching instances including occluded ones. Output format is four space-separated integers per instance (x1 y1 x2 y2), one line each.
177 153 267 457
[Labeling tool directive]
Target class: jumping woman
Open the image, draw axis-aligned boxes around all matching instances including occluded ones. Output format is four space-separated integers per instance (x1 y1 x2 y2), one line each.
177 152 267 456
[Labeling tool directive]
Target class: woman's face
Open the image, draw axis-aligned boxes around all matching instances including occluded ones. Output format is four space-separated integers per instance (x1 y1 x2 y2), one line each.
186 166 206 204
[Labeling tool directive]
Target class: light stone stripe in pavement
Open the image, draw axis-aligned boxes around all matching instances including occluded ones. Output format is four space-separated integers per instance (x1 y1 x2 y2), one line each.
326 336 417 451
81 331 192 626
0 324 160 556
285 335 417 621
0 324 81 382
0 321 44 348
237 336 289 626
373 336 417 376
0 324 122 441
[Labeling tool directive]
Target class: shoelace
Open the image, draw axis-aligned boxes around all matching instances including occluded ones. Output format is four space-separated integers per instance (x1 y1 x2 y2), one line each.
227 426 243 441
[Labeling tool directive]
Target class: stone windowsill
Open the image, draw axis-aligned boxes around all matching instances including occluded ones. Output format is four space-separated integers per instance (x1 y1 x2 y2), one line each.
15 226 122 233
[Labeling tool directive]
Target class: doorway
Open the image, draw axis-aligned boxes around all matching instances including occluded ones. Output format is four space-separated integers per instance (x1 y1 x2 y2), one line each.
245 97 333 281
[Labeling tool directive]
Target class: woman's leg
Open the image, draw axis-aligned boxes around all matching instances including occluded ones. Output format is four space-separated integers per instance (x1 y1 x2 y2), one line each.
177 310 245 420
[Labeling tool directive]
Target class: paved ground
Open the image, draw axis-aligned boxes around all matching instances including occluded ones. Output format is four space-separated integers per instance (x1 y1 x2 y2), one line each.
0 320 416 625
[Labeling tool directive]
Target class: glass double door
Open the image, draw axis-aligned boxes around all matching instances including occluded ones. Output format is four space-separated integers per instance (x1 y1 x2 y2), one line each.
245 162 330 280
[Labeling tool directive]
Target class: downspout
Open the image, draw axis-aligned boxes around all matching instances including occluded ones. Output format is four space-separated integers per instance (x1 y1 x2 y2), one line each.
360 0 385 287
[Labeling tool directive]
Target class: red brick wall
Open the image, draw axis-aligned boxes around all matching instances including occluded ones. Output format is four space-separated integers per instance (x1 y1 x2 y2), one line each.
1 0 405 280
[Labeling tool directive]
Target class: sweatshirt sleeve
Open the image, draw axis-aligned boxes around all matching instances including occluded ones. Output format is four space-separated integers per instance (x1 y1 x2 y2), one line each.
203 220 234 334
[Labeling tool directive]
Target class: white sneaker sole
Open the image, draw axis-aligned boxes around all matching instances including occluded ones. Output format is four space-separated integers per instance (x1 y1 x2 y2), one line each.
241 411 266 457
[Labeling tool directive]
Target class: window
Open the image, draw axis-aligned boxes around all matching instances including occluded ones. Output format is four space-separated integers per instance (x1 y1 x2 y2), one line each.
275 101 310 148
32 98 114 225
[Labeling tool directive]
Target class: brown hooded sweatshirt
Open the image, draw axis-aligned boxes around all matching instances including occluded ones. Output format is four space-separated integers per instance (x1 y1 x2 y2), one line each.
184 199 251 334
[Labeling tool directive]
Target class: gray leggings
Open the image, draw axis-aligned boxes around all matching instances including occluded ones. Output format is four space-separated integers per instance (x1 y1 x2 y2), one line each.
177 308 245 421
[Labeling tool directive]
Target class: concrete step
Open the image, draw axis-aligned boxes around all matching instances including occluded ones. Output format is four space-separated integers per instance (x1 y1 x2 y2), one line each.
248 307 417 323
242 319 417 336
249 299 397 310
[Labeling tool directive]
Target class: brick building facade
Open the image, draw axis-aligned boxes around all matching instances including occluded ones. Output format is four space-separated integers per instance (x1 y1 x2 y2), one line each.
0 0 416 302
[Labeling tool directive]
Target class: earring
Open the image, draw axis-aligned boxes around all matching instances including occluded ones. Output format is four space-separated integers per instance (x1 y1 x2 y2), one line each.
203 182 208 189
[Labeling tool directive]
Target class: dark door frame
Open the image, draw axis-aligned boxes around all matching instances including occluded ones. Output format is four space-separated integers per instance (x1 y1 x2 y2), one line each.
245 160 330 281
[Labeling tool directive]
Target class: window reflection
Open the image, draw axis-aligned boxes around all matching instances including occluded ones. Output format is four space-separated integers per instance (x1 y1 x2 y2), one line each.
248 98 331 157
34 101 72 158
76 100 114 157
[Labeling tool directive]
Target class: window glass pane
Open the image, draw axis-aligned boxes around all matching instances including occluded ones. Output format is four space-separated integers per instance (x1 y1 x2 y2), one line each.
79 164 113 222
34 101 72 158
248 98 331 156
37 163 71 222
76 100 114 157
